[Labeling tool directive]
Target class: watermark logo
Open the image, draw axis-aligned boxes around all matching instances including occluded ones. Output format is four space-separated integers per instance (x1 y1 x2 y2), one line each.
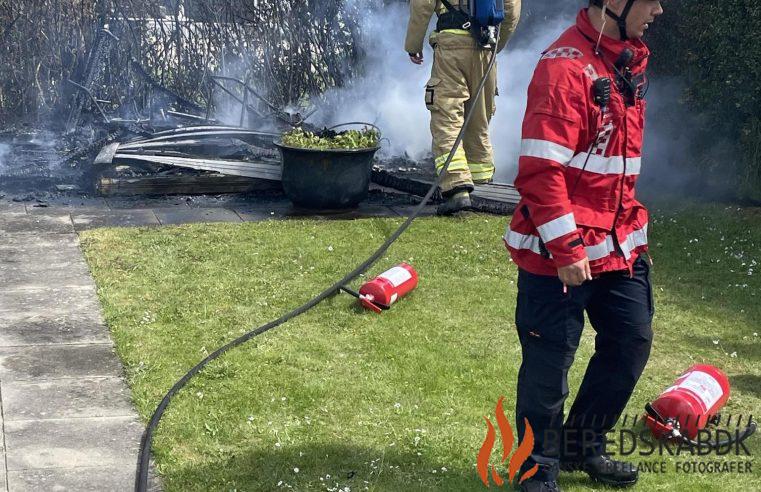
476 396 537 487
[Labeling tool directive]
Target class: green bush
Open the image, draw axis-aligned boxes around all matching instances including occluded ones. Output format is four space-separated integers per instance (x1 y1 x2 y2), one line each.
647 0 761 201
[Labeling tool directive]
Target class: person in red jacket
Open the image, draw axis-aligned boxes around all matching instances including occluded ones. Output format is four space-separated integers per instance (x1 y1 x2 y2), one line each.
505 1 664 491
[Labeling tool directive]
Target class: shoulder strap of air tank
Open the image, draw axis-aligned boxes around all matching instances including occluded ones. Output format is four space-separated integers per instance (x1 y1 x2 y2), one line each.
440 0 458 13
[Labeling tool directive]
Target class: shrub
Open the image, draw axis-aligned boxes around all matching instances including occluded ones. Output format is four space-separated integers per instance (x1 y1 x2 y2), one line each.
647 0 761 201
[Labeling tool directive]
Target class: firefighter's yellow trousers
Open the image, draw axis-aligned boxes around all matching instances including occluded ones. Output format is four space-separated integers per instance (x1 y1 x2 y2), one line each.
425 31 497 196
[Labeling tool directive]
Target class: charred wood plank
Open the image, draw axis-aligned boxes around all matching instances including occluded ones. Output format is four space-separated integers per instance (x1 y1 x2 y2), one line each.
371 168 519 214
98 173 281 196
112 154 282 181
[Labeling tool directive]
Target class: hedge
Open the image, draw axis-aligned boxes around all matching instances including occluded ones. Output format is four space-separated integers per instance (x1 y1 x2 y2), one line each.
647 0 761 201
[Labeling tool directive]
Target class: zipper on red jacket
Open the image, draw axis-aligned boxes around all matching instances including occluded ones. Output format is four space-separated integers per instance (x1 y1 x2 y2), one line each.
610 99 629 263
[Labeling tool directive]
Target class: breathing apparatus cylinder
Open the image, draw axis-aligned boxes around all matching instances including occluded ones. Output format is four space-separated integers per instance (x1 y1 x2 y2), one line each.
464 0 505 47
439 0 505 48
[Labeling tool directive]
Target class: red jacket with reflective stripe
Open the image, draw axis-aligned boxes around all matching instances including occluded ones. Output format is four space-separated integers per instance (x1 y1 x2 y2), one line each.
506 9 651 277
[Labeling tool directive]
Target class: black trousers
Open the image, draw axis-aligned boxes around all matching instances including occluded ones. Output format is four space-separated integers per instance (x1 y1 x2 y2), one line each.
514 255 654 481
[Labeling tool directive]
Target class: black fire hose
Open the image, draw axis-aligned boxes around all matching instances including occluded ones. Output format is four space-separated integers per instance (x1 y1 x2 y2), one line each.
135 31 502 492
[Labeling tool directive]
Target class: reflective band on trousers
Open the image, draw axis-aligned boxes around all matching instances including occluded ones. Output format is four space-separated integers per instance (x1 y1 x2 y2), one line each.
504 222 649 261
520 139 642 175
537 212 577 243
470 162 495 180
435 150 469 173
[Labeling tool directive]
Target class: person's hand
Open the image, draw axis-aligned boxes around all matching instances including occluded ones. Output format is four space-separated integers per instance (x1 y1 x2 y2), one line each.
558 257 592 288
409 52 424 65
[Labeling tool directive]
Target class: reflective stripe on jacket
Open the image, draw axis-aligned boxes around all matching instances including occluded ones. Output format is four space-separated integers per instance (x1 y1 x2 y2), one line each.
404 0 522 55
505 9 651 277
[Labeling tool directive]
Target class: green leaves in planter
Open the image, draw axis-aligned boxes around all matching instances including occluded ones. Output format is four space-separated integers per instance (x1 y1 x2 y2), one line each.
281 127 380 150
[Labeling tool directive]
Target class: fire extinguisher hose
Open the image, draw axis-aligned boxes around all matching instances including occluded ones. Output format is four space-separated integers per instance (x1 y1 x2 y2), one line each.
134 31 504 492
645 403 758 450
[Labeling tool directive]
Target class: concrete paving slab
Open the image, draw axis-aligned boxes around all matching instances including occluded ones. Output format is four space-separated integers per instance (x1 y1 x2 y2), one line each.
283 203 398 221
236 203 399 222
0 200 27 213
4 416 141 470
0 213 74 234
106 196 189 210
388 203 438 217
0 233 80 254
7 466 146 492
71 210 159 231
0 248 94 289
3 378 134 421
0 311 110 347
184 193 286 209
24 196 109 215
0 285 99 315
233 202 292 222
0 258 92 289
26 194 108 213
0 344 121 382
0 236 84 269
154 207 242 225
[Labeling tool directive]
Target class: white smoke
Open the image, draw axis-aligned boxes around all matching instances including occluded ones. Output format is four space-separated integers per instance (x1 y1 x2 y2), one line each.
314 0 576 183
0 143 10 172
491 21 574 182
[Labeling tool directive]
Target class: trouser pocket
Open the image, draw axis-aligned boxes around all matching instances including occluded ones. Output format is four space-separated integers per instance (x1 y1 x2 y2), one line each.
425 77 441 110
516 270 581 352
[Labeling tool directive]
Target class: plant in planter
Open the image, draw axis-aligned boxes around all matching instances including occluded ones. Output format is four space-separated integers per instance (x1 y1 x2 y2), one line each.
275 124 382 209
281 127 381 150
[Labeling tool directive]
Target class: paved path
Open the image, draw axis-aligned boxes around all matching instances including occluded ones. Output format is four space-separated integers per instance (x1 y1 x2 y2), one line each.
0 192 432 491
0 202 152 490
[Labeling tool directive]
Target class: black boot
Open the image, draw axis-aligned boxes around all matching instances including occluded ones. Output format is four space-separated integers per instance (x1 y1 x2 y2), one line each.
561 454 638 487
436 190 472 216
520 478 562 492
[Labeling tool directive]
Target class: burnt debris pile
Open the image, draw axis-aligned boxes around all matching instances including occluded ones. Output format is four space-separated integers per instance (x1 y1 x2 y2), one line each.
0 0 518 212
0 0 362 195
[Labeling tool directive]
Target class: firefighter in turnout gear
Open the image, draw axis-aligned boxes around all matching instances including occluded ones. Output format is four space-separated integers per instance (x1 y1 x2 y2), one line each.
504 1 664 491
405 0 521 215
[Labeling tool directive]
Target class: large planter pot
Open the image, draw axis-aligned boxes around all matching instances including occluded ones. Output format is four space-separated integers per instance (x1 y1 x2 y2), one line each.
274 142 381 209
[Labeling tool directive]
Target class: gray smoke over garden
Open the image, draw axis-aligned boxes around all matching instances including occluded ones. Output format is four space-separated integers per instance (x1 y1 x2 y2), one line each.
0 143 9 173
316 0 581 182
317 0 702 194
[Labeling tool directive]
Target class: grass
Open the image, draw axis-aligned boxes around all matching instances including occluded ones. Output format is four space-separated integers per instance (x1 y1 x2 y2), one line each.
79 201 761 491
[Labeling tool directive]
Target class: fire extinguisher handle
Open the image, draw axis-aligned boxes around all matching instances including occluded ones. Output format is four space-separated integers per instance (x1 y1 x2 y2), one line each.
644 402 667 424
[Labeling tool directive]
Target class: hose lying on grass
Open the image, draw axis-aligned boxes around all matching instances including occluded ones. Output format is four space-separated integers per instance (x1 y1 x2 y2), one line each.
135 31 503 492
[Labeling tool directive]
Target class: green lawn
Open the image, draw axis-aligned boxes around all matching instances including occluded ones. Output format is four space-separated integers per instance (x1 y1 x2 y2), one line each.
80 202 761 491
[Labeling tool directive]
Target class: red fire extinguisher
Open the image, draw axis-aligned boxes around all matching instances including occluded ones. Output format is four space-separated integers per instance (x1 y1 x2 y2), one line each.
341 263 419 314
644 364 756 448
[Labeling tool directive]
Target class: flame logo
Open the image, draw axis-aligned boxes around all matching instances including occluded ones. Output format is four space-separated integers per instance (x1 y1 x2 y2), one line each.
477 396 538 487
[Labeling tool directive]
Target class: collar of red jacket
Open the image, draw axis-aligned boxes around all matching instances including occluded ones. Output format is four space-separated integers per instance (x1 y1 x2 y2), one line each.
576 8 650 72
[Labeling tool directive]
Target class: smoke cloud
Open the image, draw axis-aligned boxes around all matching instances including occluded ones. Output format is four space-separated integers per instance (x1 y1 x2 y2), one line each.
315 0 579 182
640 78 737 200
0 143 10 174
315 0 703 195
